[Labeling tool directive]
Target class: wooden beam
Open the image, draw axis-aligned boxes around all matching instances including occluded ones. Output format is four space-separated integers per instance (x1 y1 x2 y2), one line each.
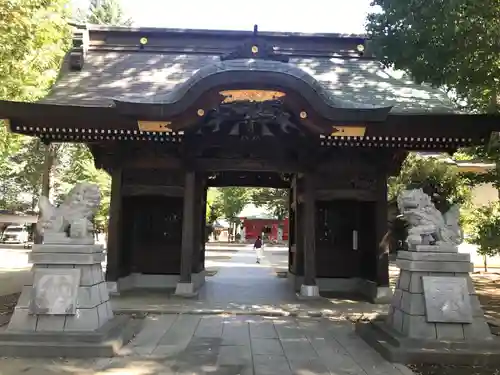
195 158 301 173
121 185 184 197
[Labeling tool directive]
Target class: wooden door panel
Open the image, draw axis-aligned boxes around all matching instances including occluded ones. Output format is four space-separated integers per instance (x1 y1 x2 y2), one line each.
123 196 183 275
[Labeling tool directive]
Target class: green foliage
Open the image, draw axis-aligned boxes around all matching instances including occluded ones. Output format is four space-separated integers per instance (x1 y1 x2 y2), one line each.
0 0 71 211
388 154 471 212
366 0 500 111
466 202 500 257
250 188 289 220
205 188 222 224
0 0 71 102
387 153 472 252
367 0 500 191
76 0 132 26
213 187 250 223
56 144 111 232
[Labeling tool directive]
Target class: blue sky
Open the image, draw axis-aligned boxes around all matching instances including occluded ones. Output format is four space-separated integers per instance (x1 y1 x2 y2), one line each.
74 0 376 34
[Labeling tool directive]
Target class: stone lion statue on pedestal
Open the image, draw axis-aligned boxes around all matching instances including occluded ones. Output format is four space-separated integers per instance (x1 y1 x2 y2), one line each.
397 188 463 248
37 182 101 244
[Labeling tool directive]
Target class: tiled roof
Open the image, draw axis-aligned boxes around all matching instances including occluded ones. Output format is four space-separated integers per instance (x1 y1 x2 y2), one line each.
42 51 457 114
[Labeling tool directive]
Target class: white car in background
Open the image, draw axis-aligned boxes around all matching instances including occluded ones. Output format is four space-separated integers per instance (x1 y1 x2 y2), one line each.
1 225 30 246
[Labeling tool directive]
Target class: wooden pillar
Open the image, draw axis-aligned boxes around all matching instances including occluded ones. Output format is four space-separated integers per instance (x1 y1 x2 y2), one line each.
288 187 294 269
106 168 122 282
200 185 208 271
375 174 389 287
179 170 196 284
302 173 318 289
191 178 205 273
293 178 304 276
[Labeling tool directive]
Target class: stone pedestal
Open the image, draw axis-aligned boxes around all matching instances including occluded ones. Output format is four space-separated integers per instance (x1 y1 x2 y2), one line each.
387 246 490 340
8 244 112 332
0 243 137 357
297 284 321 300
356 244 500 364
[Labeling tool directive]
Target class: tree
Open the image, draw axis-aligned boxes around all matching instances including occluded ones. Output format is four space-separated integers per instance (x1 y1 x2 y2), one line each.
389 154 472 211
0 0 71 212
251 188 289 220
76 0 132 26
214 187 250 224
366 0 500 112
56 144 111 233
205 188 222 224
366 0 500 197
387 153 472 252
466 202 500 271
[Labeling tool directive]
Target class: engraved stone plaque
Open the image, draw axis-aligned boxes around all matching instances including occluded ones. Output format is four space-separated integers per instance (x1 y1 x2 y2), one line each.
422 276 473 323
29 268 81 315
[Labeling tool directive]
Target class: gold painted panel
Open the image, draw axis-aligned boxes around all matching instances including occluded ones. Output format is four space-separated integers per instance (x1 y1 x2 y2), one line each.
331 126 366 137
137 121 173 132
220 90 286 103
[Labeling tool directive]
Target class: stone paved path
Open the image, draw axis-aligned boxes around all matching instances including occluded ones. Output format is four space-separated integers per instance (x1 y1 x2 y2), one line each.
112 246 388 318
198 246 297 304
0 314 414 375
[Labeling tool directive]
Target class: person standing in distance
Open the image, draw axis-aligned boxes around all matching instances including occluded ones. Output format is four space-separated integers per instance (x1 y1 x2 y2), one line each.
254 235 263 264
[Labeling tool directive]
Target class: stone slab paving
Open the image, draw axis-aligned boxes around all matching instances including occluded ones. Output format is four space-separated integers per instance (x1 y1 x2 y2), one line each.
112 247 388 320
0 314 414 375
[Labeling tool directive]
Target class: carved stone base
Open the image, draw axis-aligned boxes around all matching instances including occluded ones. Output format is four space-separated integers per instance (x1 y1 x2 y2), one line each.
386 249 490 342
174 282 197 297
7 244 113 333
0 315 140 358
372 286 393 304
357 246 498 364
299 284 320 298
356 319 500 365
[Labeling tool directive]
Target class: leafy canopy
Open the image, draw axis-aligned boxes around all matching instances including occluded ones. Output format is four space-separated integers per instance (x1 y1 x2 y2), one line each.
367 0 500 111
388 153 471 212
213 187 251 223
250 188 289 220
0 0 71 211
466 202 500 257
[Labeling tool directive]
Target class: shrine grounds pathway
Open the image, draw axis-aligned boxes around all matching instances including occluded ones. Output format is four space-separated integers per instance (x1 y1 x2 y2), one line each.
0 245 415 374
111 245 388 319
0 314 414 375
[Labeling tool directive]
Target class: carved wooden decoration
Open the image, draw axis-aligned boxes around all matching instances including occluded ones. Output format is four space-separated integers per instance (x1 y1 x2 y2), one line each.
220 90 286 103
138 121 173 132
199 101 305 139
331 126 366 137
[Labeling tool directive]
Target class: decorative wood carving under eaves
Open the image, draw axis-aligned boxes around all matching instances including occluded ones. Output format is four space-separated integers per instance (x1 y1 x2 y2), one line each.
220 39 289 63
69 28 89 71
199 100 304 139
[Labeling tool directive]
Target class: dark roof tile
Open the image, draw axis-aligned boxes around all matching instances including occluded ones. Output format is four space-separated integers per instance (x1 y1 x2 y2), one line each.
41 51 456 113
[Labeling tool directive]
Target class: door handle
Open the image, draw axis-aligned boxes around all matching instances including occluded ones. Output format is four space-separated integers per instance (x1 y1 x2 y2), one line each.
352 230 358 251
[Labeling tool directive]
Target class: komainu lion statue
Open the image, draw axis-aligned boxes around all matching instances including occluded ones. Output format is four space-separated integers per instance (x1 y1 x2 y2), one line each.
37 182 100 244
397 188 463 249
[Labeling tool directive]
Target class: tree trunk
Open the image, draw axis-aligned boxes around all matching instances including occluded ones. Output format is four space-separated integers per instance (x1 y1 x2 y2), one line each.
34 143 57 244
484 255 488 273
